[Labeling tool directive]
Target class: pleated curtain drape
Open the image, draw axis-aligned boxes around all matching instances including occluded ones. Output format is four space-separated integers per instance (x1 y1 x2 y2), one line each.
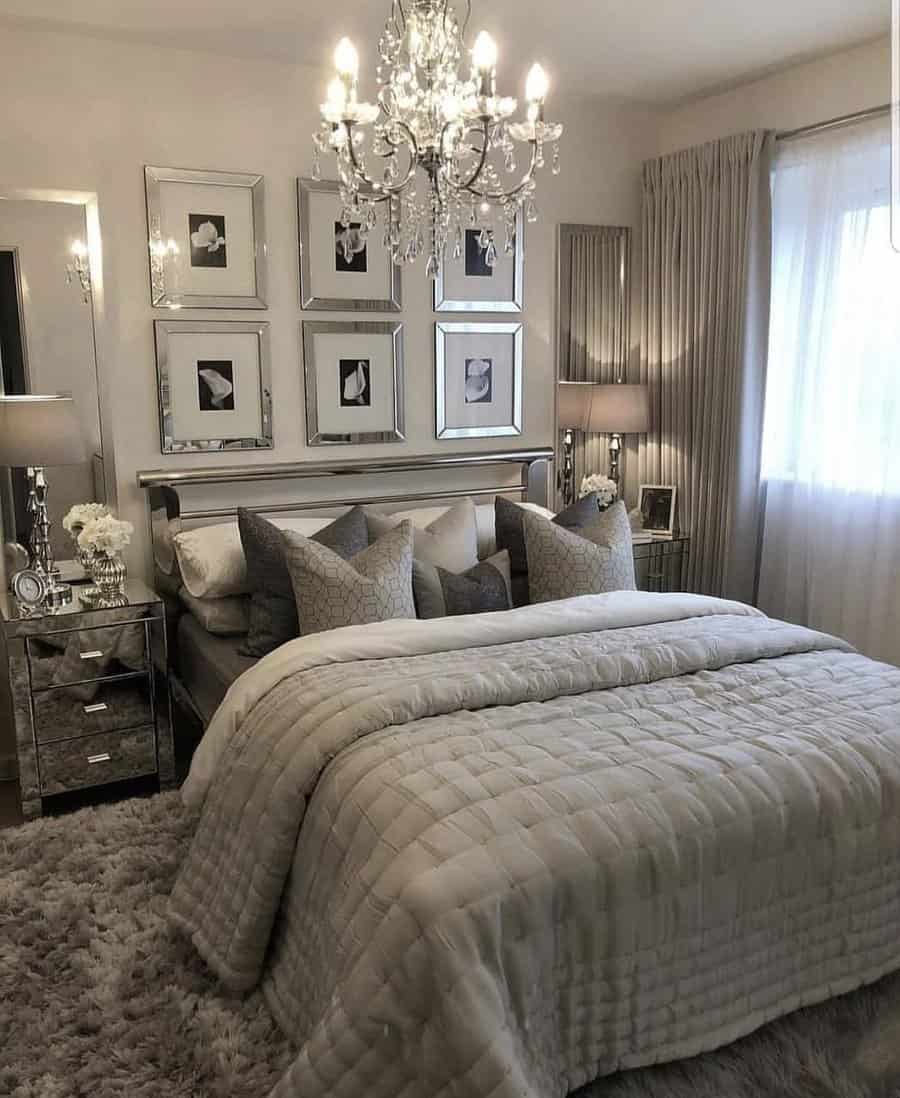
558 226 630 496
639 131 775 601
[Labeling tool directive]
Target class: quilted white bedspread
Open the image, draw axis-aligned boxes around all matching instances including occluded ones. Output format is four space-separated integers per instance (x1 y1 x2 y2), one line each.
170 593 900 1098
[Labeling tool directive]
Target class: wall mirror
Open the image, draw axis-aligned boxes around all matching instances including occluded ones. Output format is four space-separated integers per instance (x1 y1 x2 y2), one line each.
556 224 632 505
0 189 115 573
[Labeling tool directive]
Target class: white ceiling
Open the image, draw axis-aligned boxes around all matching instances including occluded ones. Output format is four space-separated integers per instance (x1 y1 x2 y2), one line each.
0 0 890 104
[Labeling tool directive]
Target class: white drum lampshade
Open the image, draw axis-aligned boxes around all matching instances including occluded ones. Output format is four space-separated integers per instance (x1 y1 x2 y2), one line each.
0 396 88 467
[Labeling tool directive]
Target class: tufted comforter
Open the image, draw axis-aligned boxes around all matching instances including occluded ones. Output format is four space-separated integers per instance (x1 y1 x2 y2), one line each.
170 593 900 1098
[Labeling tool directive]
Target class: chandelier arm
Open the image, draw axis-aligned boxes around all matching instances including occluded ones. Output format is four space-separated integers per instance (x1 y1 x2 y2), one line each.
342 120 420 197
440 117 491 191
458 0 472 40
461 141 540 202
393 0 406 34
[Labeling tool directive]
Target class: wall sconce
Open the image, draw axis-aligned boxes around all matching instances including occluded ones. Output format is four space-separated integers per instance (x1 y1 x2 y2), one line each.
66 240 92 303
149 237 182 309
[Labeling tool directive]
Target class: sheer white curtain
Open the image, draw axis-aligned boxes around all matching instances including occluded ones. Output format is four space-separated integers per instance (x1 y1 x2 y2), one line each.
758 117 900 666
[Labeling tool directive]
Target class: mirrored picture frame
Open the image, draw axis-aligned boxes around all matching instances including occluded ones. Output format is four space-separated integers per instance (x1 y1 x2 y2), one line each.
298 178 402 312
434 209 524 313
435 321 523 439
302 320 405 445
145 166 268 309
154 319 273 453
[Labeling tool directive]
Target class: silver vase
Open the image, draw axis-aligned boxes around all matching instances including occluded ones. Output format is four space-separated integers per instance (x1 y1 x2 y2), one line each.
91 552 128 608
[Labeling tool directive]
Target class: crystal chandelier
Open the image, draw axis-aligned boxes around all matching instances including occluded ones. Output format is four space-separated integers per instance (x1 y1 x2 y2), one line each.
313 0 563 278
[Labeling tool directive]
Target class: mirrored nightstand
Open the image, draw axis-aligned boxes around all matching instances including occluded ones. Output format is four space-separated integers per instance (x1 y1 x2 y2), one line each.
0 579 175 819
632 535 690 593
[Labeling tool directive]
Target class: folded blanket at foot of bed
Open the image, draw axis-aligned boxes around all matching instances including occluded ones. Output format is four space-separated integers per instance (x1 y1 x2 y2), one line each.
169 592 900 1098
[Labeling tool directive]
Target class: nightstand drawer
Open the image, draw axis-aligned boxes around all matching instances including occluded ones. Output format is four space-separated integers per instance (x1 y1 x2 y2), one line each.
32 676 153 744
27 622 149 690
38 727 158 795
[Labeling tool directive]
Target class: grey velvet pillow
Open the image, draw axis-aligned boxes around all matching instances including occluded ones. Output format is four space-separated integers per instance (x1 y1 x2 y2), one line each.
281 521 416 636
523 501 637 604
412 550 512 619
495 493 601 605
238 506 369 656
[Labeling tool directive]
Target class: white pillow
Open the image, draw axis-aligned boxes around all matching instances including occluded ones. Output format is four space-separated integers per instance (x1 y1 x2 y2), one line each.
366 499 479 574
174 516 332 599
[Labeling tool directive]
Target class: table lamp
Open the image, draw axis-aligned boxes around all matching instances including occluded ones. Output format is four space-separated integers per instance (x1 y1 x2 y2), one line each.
0 396 88 609
557 381 650 505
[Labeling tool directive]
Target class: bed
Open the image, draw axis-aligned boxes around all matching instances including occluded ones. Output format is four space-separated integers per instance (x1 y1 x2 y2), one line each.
139 455 900 1098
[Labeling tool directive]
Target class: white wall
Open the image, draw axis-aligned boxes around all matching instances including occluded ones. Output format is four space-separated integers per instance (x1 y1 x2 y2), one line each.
0 22 660 572
659 36 892 154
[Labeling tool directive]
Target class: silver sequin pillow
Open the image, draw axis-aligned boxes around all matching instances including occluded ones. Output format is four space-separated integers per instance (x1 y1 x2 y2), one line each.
281 520 416 635
523 501 636 604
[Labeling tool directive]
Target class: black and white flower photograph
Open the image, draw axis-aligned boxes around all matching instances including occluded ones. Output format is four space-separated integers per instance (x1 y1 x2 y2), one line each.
465 230 494 278
197 360 235 411
189 214 227 268
464 358 493 404
335 222 368 273
340 359 371 407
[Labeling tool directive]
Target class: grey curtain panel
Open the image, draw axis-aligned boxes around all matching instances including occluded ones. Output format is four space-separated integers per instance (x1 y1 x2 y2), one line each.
638 131 774 601
558 225 631 495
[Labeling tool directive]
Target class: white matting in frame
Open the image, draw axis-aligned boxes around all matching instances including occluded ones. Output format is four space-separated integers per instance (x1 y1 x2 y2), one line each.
303 320 405 445
434 209 524 313
298 179 401 312
154 319 272 453
145 166 267 309
435 321 523 440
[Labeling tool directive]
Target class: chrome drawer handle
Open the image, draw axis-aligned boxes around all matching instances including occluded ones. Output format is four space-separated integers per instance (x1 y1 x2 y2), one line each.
80 650 104 660
83 702 108 714
87 752 111 764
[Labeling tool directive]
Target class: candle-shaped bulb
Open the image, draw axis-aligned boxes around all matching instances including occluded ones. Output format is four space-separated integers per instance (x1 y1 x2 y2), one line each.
525 63 549 102
326 76 348 112
334 37 359 79
471 31 498 74
71 240 88 258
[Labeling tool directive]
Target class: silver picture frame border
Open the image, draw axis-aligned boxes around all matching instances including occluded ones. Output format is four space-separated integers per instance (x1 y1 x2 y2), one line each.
153 318 273 454
435 320 524 440
145 165 268 309
297 178 402 312
434 208 525 313
302 319 405 446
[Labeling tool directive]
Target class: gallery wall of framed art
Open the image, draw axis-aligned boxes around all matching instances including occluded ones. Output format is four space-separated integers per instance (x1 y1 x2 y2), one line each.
434 208 525 314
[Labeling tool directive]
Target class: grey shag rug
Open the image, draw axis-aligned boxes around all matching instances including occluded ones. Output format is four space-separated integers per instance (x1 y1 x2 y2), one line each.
3 792 900 1098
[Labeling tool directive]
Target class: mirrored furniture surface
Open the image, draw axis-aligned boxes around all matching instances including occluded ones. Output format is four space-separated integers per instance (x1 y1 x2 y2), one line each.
0 188 114 572
1 580 174 819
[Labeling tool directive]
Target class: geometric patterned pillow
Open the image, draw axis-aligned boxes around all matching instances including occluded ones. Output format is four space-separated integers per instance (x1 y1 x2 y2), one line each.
523 501 636 604
281 521 416 636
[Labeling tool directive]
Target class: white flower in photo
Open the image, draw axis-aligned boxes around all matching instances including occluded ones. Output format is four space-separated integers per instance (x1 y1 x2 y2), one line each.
198 368 234 409
190 221 225 253
578 473 617 506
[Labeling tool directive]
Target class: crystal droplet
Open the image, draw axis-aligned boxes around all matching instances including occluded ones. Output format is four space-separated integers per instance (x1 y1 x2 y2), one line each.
405 239 417 263
485 239 498 268
551 144 561 175
478 227 490 249
340 208 352 229
366 204 378 230
469 203 477 226
452 225 463 260
312 149 322 182
425 253 439 280
526 198 538 223
504 150 516 173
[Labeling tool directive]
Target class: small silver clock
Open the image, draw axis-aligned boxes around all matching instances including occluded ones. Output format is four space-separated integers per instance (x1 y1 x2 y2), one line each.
11 569 48 614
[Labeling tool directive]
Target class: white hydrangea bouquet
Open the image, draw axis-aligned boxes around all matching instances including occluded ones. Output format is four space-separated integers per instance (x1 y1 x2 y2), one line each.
578 473 618 508
62 501 109 537
77 514 134 557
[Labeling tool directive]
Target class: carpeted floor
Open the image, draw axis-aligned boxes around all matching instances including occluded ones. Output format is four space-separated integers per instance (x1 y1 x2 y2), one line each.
3 793 900 1098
